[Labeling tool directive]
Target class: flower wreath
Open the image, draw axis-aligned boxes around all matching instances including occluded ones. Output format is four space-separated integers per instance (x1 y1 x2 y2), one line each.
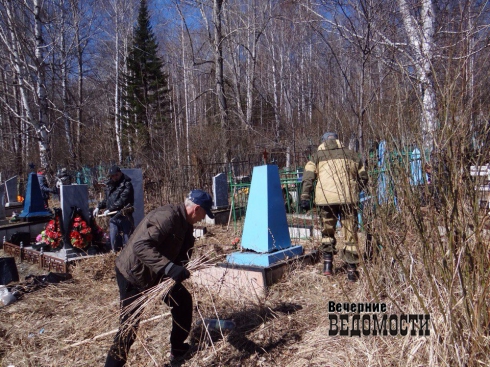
70 215 93 249
42 216 63 250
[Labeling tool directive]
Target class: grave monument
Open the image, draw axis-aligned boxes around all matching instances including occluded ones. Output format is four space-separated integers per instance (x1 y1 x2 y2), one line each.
19 172 52 219
192 164 313 299
56 184 90 259
226 165 303 266
212 172 228 209
5 176 20 206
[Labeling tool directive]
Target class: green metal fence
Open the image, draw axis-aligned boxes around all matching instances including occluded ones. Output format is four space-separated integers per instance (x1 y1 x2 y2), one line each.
228 167 320 238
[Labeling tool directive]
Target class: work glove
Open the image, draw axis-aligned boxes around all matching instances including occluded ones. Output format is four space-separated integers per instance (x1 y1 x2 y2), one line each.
300 200 311 211
164 262 191 283
93 207 99 217
103 210 110 216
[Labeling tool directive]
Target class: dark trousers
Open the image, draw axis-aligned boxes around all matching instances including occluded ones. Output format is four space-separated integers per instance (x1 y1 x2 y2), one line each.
109 215 134 252
105 268 193 367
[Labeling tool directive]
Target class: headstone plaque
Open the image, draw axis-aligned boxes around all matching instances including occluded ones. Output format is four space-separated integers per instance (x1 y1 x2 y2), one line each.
212 173 228 209
5 176 18 204
121 169 144 228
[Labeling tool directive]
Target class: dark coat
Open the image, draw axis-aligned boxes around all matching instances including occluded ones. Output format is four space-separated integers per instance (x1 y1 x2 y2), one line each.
115 203 195 290
37 172 52 200
98 173 134 212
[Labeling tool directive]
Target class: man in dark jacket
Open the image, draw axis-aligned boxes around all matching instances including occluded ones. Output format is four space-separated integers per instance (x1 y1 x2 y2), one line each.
37 167 56 208
93 165 134 252
104 189 214 367
300 132 368 282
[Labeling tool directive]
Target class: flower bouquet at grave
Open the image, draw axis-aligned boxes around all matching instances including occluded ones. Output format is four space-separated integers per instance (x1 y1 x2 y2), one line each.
42 216 63 250
70 215 92 249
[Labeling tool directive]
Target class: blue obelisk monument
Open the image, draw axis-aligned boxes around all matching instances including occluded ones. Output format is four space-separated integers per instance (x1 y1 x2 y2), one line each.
19 172 52 219
226 165 303 267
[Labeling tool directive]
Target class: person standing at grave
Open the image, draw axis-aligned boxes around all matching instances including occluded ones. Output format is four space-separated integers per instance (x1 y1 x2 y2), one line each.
104 189 214 367
93 165 134 252
56 168 72 188
300 132 368 282
37 167 57 208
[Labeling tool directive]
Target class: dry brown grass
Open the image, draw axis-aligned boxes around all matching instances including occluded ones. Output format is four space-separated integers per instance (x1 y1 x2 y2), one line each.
0 214 489 366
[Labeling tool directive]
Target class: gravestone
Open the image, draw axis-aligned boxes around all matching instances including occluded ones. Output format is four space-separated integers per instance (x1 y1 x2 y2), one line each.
60 185 90 239
5 176 19 205
19 172 51 218
226 165 303 266
56 184 89 258
0 185 5 220
212 173 228 209
121 168 144 228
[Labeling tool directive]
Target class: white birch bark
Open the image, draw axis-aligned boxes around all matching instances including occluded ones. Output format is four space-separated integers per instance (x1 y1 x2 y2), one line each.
114 3 123 164
398 0 437 147
34 0 51 169
181 19 191 167
1 1 48 169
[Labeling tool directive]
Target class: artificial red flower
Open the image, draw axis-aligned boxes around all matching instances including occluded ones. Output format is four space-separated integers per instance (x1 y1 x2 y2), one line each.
70 214 92 249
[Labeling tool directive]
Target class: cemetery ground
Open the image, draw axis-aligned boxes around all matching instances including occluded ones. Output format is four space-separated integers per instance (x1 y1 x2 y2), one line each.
0 221 489 367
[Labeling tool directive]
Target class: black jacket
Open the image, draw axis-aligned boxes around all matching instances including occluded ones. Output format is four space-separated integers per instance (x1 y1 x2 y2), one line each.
37 173 52 200
98 173 134 212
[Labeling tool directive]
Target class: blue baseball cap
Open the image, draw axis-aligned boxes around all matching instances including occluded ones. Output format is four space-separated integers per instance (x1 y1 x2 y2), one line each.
187 190 215 219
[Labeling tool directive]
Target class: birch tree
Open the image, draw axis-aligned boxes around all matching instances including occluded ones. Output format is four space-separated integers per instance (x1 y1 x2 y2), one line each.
397 0 437 148
0 0 53 169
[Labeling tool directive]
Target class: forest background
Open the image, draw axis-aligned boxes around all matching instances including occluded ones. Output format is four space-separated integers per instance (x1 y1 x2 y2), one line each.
1 0 489 195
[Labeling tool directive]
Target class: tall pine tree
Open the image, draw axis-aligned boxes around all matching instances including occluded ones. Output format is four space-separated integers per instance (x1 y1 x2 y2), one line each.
124 0 170 158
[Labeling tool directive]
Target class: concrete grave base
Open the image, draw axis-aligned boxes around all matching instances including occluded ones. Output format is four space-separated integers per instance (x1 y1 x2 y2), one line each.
226 245 304 267
288 225 313 239
191 251 317 300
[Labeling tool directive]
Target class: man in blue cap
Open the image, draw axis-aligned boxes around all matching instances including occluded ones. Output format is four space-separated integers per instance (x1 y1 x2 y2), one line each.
300 132 368 282
104 189 214 367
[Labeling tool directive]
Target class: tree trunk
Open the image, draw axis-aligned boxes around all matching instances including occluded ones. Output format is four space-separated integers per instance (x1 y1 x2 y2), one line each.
34 0 51 169
398 0 437 148
213 0 230 162
61 0 76 167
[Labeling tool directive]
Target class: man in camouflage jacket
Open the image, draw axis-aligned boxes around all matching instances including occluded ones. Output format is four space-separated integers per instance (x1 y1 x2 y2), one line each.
301 132 368 282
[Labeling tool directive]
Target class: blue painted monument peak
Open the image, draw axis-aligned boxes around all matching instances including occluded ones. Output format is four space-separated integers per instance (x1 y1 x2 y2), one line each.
19 172 51 218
